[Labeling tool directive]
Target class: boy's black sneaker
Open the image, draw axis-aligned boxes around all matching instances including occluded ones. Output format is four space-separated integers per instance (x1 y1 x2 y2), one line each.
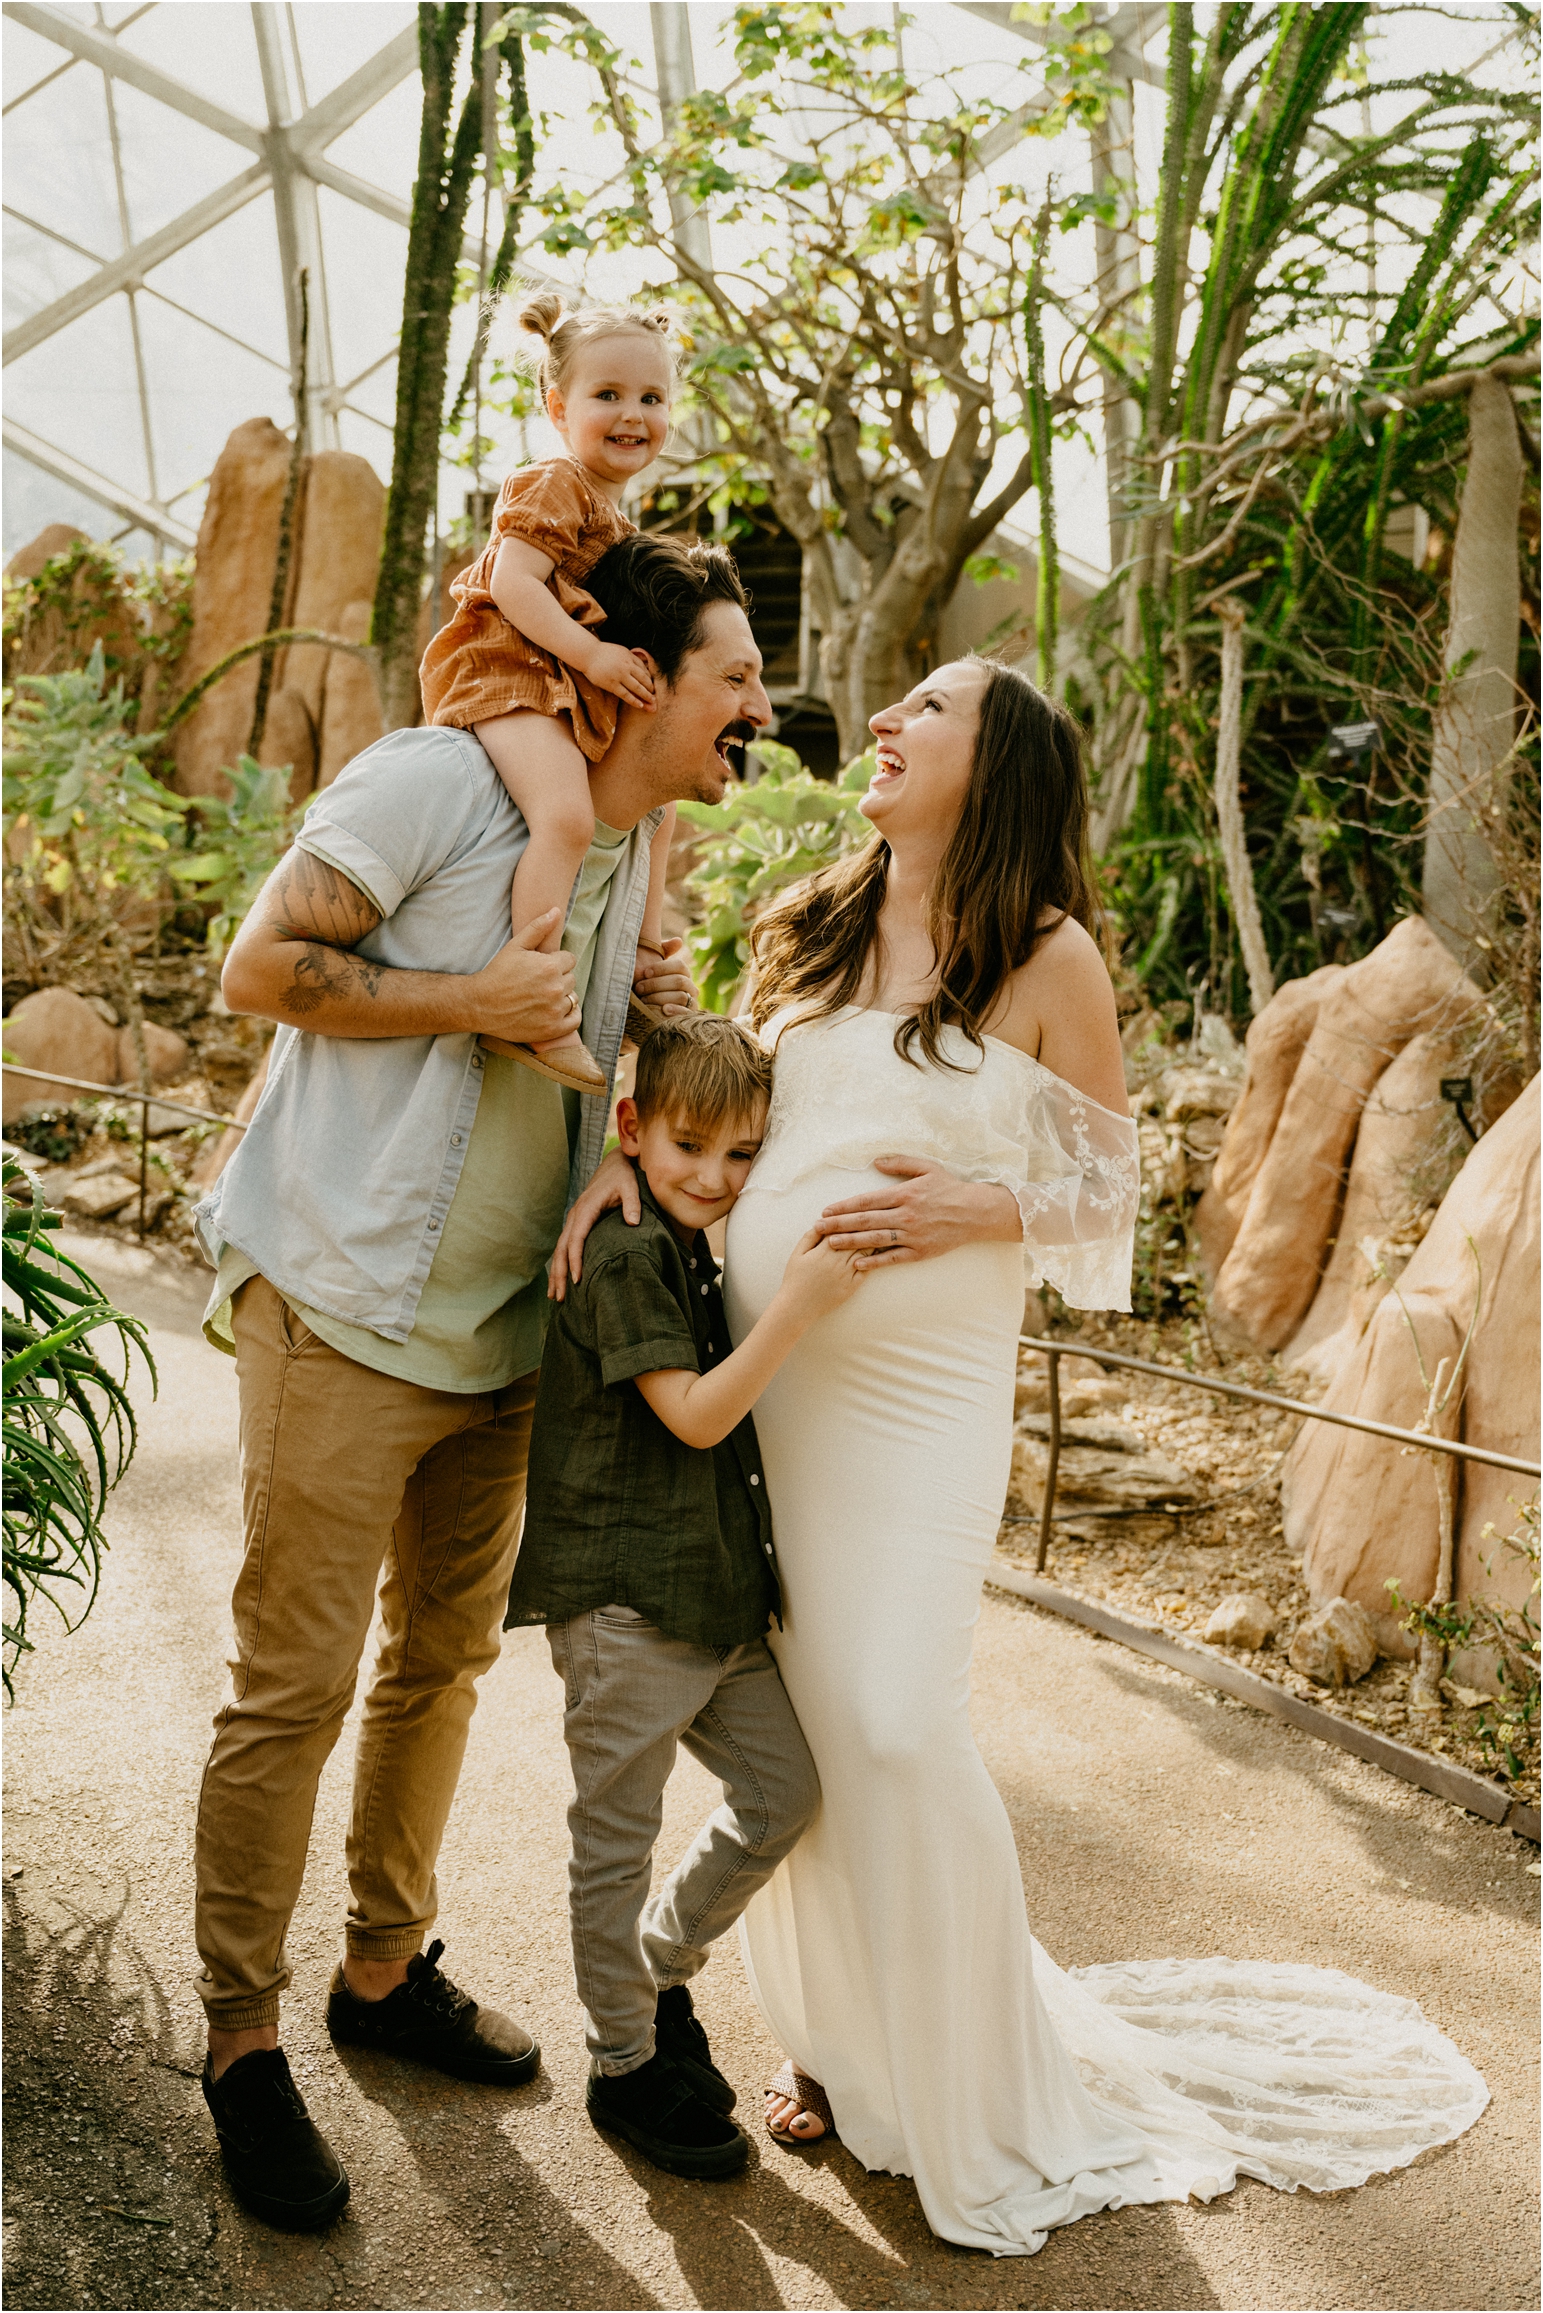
654 1982 736 2114
587 2051 749 2179
325 1939 540 2085
201 2048 350 2232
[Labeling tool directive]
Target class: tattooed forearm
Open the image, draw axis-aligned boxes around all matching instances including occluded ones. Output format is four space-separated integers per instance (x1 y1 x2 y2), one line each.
287 946 348 1016
285 944 385 1017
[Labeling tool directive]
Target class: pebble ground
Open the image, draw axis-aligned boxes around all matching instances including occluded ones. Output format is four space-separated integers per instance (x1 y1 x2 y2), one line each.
3 1234 1537 2313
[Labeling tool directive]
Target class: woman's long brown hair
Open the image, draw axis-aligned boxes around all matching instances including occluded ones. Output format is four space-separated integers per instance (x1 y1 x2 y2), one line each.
748 659 1095 1069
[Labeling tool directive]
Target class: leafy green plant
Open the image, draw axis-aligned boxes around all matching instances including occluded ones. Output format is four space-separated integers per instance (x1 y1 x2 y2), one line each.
2 1155 154 1698
1387 1498 1539 1786
170 755 303 958
677 744 873 1010
2 534 192 707
3 1105 97 1165
4 652 302 1005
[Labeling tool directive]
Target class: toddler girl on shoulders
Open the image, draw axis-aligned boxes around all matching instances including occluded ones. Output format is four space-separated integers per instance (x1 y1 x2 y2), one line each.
420 291 684 1093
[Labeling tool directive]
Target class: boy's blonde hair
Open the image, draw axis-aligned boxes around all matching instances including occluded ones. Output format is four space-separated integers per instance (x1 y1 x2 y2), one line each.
516 289 682 404
632 1013 773 1134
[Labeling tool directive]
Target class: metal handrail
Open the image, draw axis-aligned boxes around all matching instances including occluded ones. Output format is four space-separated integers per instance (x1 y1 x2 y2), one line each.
2 1060 249 1238
1020 1337 1542 1574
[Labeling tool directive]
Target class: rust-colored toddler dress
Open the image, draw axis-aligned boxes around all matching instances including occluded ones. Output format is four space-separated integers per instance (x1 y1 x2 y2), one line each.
419 458 635 762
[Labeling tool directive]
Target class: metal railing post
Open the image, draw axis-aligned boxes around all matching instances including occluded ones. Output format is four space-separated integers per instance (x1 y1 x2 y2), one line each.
1035 1346 1061 1572
137 1091 150 1239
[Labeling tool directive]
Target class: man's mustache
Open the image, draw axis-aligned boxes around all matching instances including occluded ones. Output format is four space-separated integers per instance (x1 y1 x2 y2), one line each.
719 720 761 749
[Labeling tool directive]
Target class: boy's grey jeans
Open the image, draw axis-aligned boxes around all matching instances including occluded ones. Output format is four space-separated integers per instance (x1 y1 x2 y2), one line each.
548 1605 819 2076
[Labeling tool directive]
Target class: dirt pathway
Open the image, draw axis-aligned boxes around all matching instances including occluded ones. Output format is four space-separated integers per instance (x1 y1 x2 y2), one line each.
3 1235 1537 2313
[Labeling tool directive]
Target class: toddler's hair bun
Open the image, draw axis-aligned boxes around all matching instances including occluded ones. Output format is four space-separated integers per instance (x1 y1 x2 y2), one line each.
517 289 567 344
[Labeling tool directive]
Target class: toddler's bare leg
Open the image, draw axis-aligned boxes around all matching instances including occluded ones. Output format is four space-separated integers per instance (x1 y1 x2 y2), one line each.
639 804 675 958
476 711 595 1059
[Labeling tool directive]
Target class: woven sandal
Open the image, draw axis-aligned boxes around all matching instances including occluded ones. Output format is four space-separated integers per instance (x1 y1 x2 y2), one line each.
765 2059 835 2146
478 1034 608 1095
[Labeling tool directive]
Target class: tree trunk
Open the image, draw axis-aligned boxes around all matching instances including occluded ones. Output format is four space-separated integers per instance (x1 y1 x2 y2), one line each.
1213 598 1274 1012
1422 371 1522 970
371 6 492 733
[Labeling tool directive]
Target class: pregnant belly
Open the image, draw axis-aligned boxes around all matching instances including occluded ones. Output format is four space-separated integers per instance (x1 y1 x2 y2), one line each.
724 1163 1021 1583
724 1162 1023 1386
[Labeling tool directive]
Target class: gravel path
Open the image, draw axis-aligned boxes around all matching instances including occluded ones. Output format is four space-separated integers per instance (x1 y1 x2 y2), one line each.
4 1235 1537 2313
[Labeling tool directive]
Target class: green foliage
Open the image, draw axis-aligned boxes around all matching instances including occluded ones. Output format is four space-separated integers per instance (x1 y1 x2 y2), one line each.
4 1106 97 1165
3 645 188 980
677 745 873 1011
173 756 303 958
3 647 301 980
2 535 192 697
516 0 1096 750
1066 3 1538 1016
2 1155 154 1698
1387 1498 1540 1786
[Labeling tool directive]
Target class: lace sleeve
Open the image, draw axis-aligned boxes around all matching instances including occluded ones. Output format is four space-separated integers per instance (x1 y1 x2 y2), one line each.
978 1075 1140 1313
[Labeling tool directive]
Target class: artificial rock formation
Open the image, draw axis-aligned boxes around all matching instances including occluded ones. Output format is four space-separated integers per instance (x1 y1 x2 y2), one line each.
2 988 120 1120
173 422 385 800
173 419 294 796
1281 1076 1540 1659
316 599 383 788
1281 1026 1521 1385
265 451 386 798
1202 919 1481 1353
1 988 186 1122
1194 966 1337 1286
4 523 90 582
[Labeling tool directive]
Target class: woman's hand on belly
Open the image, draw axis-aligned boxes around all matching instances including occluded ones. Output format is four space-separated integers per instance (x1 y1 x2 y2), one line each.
813 1156 1022 1269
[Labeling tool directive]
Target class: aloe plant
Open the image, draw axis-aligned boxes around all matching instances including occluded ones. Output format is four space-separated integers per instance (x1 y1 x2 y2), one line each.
2 1156 155 1697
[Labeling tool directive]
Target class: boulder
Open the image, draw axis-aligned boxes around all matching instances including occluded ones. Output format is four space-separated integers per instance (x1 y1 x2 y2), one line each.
114 1022 189 1086
1287 1597 1379 1687
1443 1079 1540 1624
1007 1428 1199 1518
1281 1023 1520 1385
316 599 384 789
1208 919 1481 1351
61 1171 139 1219
5 523 91 582
259 685 317 804
1282 1077 1540 1651
3 524 143 687
1194 966 1338 1286
1203 1593 1277 1650
265 451 384 796
2 988 121 1119
173 418 296 797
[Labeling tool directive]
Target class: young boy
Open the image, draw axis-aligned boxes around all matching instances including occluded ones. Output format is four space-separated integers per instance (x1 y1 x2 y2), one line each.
506 1013 862 2179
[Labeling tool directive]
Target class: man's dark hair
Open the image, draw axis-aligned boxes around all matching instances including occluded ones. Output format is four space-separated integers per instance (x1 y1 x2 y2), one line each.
583 533 748 686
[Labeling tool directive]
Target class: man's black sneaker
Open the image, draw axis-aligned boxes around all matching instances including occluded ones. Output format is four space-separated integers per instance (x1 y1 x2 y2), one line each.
201 2048 349 2232
654 1982 736 2114
587 2051 749 2179
325 1939 540 2085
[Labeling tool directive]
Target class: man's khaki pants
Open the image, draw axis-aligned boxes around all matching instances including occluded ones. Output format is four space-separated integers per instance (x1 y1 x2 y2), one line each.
194 1277 536 2030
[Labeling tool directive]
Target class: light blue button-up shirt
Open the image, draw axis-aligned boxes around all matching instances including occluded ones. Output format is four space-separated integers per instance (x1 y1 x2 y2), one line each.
194 725 662 1344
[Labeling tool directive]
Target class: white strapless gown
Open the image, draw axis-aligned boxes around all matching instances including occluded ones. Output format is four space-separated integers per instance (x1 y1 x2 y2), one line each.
723 1007 1487 2258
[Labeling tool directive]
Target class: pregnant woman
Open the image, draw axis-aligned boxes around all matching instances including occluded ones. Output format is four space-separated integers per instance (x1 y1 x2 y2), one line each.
717 657 1487 2254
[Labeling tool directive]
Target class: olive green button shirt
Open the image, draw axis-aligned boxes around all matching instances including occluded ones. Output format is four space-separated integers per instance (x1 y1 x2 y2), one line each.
506 1176 781 1648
